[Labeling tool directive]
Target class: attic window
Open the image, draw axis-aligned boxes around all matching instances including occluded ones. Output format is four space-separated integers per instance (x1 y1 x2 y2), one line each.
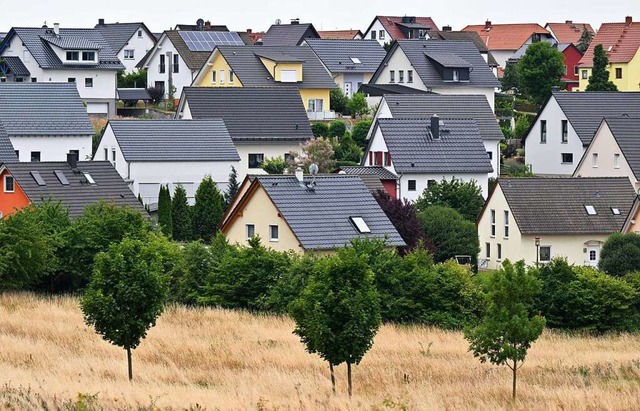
350 216 371 233
585 205 597 215
54 170 70 185
612 207 621 215
83 172 96 185
30 171 46 186
350 57 361 64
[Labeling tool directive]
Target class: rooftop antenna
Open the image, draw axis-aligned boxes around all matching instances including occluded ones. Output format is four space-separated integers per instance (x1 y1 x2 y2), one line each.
307 163 319 190
275 18 282 25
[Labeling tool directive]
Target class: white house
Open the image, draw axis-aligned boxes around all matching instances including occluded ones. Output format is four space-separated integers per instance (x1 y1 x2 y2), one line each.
95 119 240 206
94 19 156 73
0 24 124 116
523 91 640 176
363 16 438 46
363 116 493 201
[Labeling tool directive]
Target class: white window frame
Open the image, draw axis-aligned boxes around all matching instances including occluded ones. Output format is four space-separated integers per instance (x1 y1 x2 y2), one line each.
561 120 568 143
592 153 598 168
3 175 15 193
497 243 502 260
211 70 216 83
124 49 135 60
308 99 323 113
269 224 279 242
246 224 255 240
539 246 551 262
485 242 490 259
503 210 509 238
85 77 93 88
614 153 620 169
219 70 225 84
379 30 385 40
540 120 547 143
408 70 413 83
490 209 496 237
452 69 459 82
398 70 404 83
389 70 395 83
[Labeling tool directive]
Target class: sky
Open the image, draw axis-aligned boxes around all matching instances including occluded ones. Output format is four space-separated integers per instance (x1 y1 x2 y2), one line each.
0 0 638 33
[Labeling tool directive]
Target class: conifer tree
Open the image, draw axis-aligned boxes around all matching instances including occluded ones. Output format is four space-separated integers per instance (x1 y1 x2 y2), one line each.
224 166 240 208
576 27 594 54
586 44 618 91
157 185 173 237
193 175 225 243
171 184 192 241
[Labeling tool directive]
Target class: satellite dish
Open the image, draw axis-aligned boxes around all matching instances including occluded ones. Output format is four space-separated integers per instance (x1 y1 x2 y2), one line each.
309 163 319 175
275 19 282 25
196 18 205 30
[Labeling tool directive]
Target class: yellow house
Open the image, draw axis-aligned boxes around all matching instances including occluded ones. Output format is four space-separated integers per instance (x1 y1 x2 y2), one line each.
477 177 635 270
220 172 405 254
577 17 640 91
191 45 337 119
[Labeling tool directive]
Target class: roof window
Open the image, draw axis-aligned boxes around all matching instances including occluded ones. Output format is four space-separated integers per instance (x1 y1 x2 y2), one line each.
30 171 46 186
83 172 96 185
612 207 621 215
350 57 361 64
54 170 70 185
349 216 371 233
585 205 597 215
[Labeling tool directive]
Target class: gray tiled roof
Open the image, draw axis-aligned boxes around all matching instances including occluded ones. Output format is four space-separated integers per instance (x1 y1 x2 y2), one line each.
384 94 503 140
163 31 210 71
430 31 489 53
215 45 336 89
108 119 240 162
305 39 386 73
603 117 640 180
0 122 18 162
117 88 151 100
1 161 145 217
2 27 124 70
425 51 472 68
256 175 405 249
339 165 398 180
181 87 313 142
373 40 500 88
254 50 304 63
552 91 640 146
499 177 634 234
358 83 431 96
262 23 320 46
95 22 146 53
1 56 30 76
0 83 93 136
374 118 493 173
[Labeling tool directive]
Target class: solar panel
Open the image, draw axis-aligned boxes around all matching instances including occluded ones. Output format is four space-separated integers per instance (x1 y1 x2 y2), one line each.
179 31 244 51
30 171 46 186
54 170 70 185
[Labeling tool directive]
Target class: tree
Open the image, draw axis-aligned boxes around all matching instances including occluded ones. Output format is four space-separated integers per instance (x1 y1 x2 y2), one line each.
288 137 336 173
374 189 429 252
517 42 565 104
290 246 381 396
146 86 164 104
193 175 225 243
328 120 347 138
260 156 288 174
329 88 349 114
347 93 369 118
224 166 240 209
599 233 640 276
586 44 618 91
418 206 479 266
117 69 147 89
311 122 329 137
576 27 594 54
80 236 169 381
351 119 372 150
465 260 545 400
415 177 484 222
171 184 192 241
500 61 520 92
157 185 173 237
334 133 362 164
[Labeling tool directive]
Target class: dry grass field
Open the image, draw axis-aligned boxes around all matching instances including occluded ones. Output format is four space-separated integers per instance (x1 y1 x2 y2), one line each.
1 293 640 410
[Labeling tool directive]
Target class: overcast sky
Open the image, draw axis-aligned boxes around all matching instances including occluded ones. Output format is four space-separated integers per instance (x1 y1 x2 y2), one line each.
1 0 638 33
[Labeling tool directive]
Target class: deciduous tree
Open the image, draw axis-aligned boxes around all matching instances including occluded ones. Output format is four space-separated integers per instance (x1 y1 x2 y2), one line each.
260 156 288 174
416 177 484 221
418 206 479 266
517 42 565 104
599 232 640 276
288 138 336 173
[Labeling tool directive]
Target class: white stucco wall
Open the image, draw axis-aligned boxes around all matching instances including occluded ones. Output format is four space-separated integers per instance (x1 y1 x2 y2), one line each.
145 35 196 99
490 50 516 69
115 29 156 73
11 135 92 162
234 142 304 181
364 19 391 46
484 140 500 178
432 86 495 112
373 48 428 91
524 96 584 175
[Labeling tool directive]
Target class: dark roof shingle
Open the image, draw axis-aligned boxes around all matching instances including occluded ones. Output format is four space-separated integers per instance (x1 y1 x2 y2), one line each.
305 39 386 73
262 23 319 46
1 56 30 76
603 117 640 180
0 122 18 162
94 22 147 53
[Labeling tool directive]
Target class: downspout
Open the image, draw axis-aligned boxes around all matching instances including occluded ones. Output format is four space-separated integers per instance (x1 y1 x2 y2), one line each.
397 173 403 200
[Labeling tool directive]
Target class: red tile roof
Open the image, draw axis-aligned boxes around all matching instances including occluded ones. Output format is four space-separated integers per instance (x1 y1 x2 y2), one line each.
545 22 594 44
318 30 362 39
578 19 640 66
462 22 550 51
370 16 439 40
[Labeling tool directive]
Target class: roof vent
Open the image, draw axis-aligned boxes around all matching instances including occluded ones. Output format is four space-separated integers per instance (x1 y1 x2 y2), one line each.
53 22 60 36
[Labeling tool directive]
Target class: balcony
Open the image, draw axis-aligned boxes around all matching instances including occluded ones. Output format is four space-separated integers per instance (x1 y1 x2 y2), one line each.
307 110 336 121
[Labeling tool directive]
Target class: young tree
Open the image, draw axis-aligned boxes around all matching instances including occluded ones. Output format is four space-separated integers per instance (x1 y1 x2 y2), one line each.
517 42 565 104
224 166 240 209
171 184 192 241
329 88 349 114
347 93 369 118
193 175 225 243
328 120 347 138
260 156 288 174
374 189 430 252
599 232 640 276
351 119 372 150
576 27 594 54
288 137 336 173
418 206 479 266
586 44 618 91
500 61 520 92
465 260 545 400
334 133 362 164
80 236 169 381
157 185 173 237
415 177 484 222
291 246 381 396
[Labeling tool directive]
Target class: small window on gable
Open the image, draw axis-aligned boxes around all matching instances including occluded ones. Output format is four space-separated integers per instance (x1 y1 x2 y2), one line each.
269 225 279 241
612 208 621 215
350 57 361 64
350 216 371 233
3 175 14 193
246 224 255 239
138 30 143 38
211 70 216 83
585 205 597 215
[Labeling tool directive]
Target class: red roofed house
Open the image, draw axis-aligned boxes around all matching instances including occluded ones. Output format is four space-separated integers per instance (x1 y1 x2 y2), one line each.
545 21 595 44
577 16 640 92
558 43 583 91
318 30 363 40
363 16 438 47
462 20 554 68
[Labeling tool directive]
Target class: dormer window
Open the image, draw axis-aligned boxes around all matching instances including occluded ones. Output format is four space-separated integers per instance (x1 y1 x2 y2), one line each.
425 52 471 83
82 51 96 61
66 51 79 61
453 69 459 82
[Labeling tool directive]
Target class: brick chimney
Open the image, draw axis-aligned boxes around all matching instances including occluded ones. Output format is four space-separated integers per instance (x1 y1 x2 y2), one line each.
442 25 452 31
247 28 252 34
485 20 492 29
98 18 105 25
626 16 633 26
204 20 211 30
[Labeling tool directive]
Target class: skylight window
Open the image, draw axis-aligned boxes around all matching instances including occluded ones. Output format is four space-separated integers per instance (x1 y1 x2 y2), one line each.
83 172 96 185
350 57 362 64
612 207 621 215
350 216 371 233
585 205 597 215
30 171 46 186
54 170 70 185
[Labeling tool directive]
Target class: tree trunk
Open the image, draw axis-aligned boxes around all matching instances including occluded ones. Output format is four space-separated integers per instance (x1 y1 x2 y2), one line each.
127 347 133 382
329 363 336 394
347 362 352 397
512 361 517 400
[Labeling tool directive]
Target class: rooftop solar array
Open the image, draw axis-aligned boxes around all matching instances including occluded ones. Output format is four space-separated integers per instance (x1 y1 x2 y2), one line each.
178 31 244 51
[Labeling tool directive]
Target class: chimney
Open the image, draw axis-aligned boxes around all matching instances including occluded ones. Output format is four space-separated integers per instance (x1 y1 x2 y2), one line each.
247 28 252 34
485 20 491 29
295 166 304 183
98 18 105 25
442 25 452 31
67 152 77 169
291 18 300 25
626 16 633 26
430 115 439 140
53 22 60 36
565 20 573 24
204 20 211 30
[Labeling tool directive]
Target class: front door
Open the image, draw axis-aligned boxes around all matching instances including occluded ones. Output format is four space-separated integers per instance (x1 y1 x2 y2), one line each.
344 82 352 98
586 245 599 267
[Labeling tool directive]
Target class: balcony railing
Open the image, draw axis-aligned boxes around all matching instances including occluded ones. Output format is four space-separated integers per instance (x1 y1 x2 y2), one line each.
307 110 336 121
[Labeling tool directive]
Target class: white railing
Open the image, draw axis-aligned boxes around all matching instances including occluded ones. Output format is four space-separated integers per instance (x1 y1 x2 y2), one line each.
307 110 336 121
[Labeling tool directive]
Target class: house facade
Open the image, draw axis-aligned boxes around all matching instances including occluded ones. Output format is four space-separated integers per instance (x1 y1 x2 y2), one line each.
95 20 156 73
363 16 438 46
261 21 320 46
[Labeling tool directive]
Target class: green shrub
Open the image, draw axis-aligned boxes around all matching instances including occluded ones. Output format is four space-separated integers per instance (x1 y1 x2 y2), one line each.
599 233 640 277
311 122 329 137
418 206 479 267
328 120 347 138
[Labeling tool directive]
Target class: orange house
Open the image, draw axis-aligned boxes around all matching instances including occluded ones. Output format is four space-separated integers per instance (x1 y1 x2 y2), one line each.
0 167 30 218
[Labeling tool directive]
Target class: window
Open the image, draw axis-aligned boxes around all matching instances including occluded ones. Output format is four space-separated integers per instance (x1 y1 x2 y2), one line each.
246 224 255 239
389 70 395 83
408 180 416 191
14 150 19 159
585 205 597 215
407 70 413 83
308 99 323 112
159 55 166 73
574 66 579 76
104 147 108 160
616 68 622 79
398 70 404 83
384 152 391 166
561 153 573 164
229 70 234 83
374 151 383 165
614 153 620 169
452 69 459 82
85 78 93 88
66 51 79 61
540 120 547 143
15 78 23 82
379 30 385 40
68 77 76 83
124 49 135 60
83 172 96 185
485 242 491 258
589 250 597 261
23 50 30 62
350 216 371 233
371 31 376 40
612 207 621 215
111 148 116 163
350 57 361 64
248 153 264 169
490 209 496 237
31 77 37 82
539 246 551 262
138 29 143 38
504 211 509 238
219 70 225 83
269 225 279 241
592 153 598 168
427 179 436 188
30 151 41 162
564 65 567 75
582 70 588 79
211 70 216 83
561 120 568 143
487 151 493 160
497 243 502 260
3 175 14 193
172 54 179 73
82 51 95 61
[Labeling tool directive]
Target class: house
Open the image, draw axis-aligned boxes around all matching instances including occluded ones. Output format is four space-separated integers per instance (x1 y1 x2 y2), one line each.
363 16 438 46
577 17 640 92
338 165 398 198
573 117 640 191
138 29 246 100
0 155 145 218
177 87 313 179
544 21 595 45
305 39 386 98
220 173 405 253
508 42 583 91
190 45 337 119
95 119 239 206
427 28 499 70
369 40 500 111
94 19 156 72
462 21 554 68
477 177 635 270
318 30 363 40
0 24 124 116
371 94 504 178
523 90 640 175
363 116 493 201
0 83 93 162
0 123 18 163
261 20 320 46
0 56 31 82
